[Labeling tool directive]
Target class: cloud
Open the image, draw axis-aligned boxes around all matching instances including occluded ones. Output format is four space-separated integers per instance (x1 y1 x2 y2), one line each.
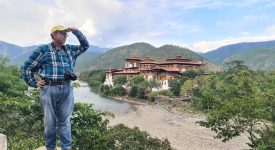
1 0 275 53
192 35 275 53
266 25 275 34
0 0 52 45
243 14 270 22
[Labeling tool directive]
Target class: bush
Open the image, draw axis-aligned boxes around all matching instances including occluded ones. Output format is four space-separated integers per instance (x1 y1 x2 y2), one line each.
113 76 127 86
72 103 113 150
0 91 44 150
148 92 159 102
110 85 126 96
129 86 147 99
148 90 174 102
99 84 111 96
102 124 172 150
129 85 138 97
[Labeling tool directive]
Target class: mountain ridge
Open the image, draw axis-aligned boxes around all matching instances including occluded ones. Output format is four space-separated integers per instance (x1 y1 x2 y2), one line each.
202 40 275 65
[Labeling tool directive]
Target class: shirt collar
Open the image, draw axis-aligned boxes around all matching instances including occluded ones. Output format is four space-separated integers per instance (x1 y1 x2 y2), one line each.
51 42 65 53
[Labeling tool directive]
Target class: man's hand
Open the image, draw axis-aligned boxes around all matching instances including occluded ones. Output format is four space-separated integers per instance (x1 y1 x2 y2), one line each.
67 27 77 33
37 80 46 88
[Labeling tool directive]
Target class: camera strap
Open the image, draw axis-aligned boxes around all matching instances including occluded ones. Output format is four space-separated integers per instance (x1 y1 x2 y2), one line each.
51 43 74 72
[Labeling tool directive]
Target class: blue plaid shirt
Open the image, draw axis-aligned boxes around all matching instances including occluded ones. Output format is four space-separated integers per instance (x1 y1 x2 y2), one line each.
21 30 89 87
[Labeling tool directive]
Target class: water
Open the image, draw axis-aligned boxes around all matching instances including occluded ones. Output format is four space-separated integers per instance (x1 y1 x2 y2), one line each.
73 81 132 113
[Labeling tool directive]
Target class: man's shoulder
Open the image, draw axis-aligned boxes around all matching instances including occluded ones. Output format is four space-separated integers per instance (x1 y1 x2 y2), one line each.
34 44 51 53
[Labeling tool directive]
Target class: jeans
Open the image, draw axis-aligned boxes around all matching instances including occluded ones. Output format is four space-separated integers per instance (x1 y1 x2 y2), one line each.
40 83 74 150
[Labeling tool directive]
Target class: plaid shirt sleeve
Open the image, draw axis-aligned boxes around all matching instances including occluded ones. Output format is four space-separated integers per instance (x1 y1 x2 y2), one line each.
21 47 44 88
67 30 90 59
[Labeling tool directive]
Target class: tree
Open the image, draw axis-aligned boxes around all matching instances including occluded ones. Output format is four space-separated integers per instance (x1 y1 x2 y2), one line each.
113 76 127 86
182 70 202 79
194 61 269 148
102 124 172 150
168 77 187 96
129 85 138 98
0 55 10 67
129 76 148 88
148 79 161 91
180 79 193 98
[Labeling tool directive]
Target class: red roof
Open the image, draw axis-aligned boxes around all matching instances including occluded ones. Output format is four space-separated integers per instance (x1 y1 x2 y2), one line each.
125 54 141 61
114 71 140 74
139 68 181 73
139 61 156 64
166 56 191 62
163 68 180 72
157 61 202 65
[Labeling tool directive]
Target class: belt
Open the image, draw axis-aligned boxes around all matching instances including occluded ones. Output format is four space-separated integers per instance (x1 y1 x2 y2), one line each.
45 80 70 86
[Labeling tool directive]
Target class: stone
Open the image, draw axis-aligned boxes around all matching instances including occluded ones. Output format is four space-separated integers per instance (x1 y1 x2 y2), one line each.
0 134 7 150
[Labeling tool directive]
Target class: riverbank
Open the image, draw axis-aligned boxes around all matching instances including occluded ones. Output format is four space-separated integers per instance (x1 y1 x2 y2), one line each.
109 104 249 150
76 81 249 149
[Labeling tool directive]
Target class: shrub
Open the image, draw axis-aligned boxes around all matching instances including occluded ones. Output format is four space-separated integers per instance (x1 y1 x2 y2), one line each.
110 85 126 96
148 90 174 102
102 124 172 150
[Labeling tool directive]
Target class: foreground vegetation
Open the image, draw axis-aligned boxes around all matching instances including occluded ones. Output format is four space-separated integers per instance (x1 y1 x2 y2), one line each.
186 61 275 149
80 60 275 149
0 56 172 149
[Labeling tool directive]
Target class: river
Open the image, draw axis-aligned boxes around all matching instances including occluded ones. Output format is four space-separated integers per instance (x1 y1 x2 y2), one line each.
73 81 133 113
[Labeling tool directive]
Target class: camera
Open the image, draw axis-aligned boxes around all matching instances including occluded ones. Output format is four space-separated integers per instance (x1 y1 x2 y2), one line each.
64 72 77 81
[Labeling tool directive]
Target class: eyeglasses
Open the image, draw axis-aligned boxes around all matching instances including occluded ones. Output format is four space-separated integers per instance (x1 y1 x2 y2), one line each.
57 31 68 37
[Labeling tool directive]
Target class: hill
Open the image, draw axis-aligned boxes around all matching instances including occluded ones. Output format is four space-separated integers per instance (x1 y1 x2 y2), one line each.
202 40 275 66
0 41 25 58
229 48 275 70
87 43 221 72
0 41 108 67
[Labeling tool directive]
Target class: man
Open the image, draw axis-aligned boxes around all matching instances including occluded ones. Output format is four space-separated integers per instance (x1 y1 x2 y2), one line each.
21 25 89 150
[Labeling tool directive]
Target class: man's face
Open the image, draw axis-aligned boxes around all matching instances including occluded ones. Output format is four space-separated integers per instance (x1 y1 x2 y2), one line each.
52 30 68 44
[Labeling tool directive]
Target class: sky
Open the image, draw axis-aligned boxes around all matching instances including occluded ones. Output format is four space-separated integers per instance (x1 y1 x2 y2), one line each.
1 0 275 53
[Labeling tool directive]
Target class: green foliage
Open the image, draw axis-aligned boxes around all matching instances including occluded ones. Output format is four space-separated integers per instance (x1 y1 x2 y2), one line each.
102 124 172 150
1 89 171 149
127 76 148 99
110 85 126 96
148 92 159 102
148 90 174 102
0 90 44 149
129 85 147 99
182 70 203 78
148 79 161 91
99 84 112 96
0 61 172 149
129 85 138 98
137 86 147 99
78 70 92 82
79 70 106 92
255 124 275 150
168 77 187 96
72 103 114 150
129 76 146 87
99 84 127 97
191 61 275 148
0 55 10 67
72 82 80 88
180 80 193 97
113 76 127 86
0 65 27 97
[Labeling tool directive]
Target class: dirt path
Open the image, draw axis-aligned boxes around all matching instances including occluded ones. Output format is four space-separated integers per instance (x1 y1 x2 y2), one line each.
109 104 249 150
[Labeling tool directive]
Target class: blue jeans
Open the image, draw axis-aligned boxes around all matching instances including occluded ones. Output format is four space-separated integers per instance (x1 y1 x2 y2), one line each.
40 83 74 150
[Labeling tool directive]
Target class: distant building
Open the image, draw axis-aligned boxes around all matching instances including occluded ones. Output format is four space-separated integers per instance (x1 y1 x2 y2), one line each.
104 55 204 90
